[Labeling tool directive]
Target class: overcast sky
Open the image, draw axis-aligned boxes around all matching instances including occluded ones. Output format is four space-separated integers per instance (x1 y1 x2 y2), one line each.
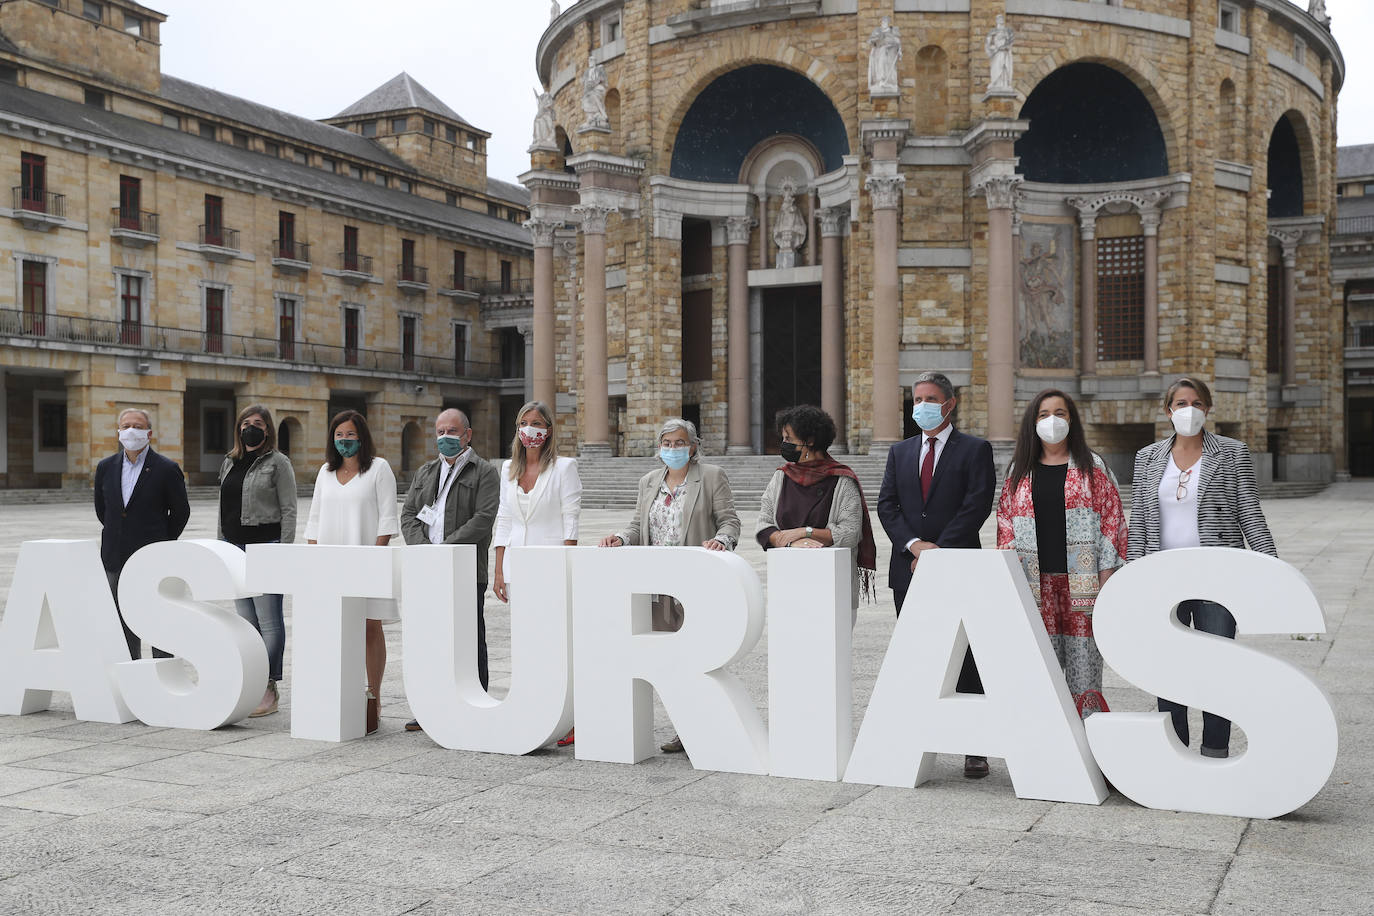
155 0 1374 183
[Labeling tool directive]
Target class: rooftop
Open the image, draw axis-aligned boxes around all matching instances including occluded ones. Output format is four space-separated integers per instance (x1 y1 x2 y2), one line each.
1338 143 1374 180
332 72 480 132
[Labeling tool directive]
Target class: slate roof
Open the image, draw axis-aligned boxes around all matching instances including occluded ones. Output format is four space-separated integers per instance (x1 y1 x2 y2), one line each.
159 75 413 174
1338 144 1374 180
0 81 531 249
487 177 531 207
332 72 478 131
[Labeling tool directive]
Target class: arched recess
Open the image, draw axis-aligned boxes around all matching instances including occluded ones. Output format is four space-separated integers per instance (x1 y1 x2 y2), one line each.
277 416 305 475
913 46 950 135
605 89 621 154
1017 62 1169 183
400 421 424 475
669 64 848 182
554 126 573 174
1267 111 1315 218
1219 79 1238 161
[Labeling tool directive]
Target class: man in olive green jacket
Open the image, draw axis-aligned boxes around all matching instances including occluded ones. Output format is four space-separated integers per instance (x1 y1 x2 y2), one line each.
400 409 500 730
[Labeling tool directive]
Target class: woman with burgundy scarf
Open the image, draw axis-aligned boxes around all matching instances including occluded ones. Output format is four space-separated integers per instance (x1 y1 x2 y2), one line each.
756 405 878 616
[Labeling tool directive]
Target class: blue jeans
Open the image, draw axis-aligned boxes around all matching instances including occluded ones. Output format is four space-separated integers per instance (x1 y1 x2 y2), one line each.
227 540 285 682
1157 599 1237 756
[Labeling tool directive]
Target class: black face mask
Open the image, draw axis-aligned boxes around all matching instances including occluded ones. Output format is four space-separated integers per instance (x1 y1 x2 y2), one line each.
241 426 267 448
780 441 803 463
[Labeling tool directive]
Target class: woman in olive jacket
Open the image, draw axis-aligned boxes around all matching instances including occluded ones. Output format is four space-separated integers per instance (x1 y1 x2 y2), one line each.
218 404 297 717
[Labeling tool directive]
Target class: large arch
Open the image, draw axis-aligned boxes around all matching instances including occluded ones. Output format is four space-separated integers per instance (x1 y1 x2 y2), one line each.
669 64 848 182
1268 110 1316 218
1016 62 1169 183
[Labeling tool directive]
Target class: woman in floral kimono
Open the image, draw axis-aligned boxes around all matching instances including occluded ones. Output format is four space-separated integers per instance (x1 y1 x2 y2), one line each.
996 389 1128 716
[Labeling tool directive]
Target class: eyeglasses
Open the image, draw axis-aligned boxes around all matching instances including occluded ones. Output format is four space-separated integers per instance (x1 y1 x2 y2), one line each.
1176 466 1193 501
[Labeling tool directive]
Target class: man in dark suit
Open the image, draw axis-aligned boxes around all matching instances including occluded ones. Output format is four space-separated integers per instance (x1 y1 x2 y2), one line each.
94 407 191 660
877 371 997 778
399 407 500 732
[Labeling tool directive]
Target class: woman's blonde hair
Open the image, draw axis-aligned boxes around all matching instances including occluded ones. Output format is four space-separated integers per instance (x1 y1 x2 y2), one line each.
507 400 558 480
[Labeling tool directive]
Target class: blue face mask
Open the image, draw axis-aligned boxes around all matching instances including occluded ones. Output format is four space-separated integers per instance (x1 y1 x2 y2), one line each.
912 401 948 432
660 446 691 469
334 438 361 458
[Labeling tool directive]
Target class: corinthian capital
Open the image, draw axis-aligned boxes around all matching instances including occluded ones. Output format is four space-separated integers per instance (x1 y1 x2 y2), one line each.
819 205 848 237
723 215 755 245
572 204 616 235
974 176 1022 211
523 217 560 248
865 174 906 211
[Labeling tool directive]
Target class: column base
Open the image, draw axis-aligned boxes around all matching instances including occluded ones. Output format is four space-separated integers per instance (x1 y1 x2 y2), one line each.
725 445 754 456
990 440 1015 478
579 442 613 458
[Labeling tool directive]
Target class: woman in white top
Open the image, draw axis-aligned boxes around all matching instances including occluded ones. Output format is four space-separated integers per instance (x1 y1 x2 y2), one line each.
492 399 580 745
304 409 400 735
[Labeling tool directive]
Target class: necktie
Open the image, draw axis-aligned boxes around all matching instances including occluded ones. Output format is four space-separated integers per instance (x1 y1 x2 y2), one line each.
920 437 937 501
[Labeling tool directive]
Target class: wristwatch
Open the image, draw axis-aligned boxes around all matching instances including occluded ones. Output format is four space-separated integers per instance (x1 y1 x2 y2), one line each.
805 526 814 538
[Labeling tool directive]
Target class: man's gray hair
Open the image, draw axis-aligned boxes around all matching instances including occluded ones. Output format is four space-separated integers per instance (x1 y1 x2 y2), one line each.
117 407 152 428
912 371 956 400
658 417 702 460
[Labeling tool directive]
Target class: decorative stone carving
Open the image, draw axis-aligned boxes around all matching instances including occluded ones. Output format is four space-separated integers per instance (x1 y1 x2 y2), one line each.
772 177 809 269
1268 227 1304 264
984 14 1015 95
975 175 1021 211
865 174 906 211
573 204 616 235
867 17 902 97
530 89 558 152
819 206 848 238
524 217 560 248
1308 0 1329 27
579 55 610 133
1016 224 1074 369
1067 189 1170 232
724 215 754 246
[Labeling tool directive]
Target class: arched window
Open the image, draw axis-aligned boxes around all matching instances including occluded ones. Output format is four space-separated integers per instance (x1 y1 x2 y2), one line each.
1219 79 1237 162
914 46 949 136
1267 116 1305 218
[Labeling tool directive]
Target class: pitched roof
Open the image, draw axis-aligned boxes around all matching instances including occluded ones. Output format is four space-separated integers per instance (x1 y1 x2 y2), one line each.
0 81 531 250
487 176 531 207
1338 144 1374 180
159 75 413 173
332 72 478 131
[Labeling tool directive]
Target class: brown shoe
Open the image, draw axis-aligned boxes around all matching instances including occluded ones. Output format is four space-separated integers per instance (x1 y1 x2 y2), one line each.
405 719 423 732
365 689 379 735
660 735 684 753
249 681 278 718
964 755 989 779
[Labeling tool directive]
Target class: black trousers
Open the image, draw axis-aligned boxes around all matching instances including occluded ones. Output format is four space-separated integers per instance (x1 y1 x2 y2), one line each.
475 586 489 692
106 569 171 661
892 586 983 695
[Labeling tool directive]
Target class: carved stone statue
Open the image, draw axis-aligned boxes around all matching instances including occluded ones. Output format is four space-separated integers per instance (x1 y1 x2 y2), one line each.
985 14 1015 94
1308 0 1329 27
772 177 808 270
867 16 902 97
550 0 560 21
580 55 609 132
530 88 557 151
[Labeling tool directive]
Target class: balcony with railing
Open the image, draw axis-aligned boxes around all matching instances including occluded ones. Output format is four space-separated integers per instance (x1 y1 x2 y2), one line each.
1335 215 1374 236
0 307 502 381
396 263 429 292
197 224 241 261
481 277 534 298
335 251 374 284
10 187 66 229
438 273 482 299
111 208 159 246
1348 324 1374 352
272 239 311 273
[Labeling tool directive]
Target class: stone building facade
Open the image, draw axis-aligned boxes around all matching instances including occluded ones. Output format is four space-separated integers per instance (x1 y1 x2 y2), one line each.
0 0 535 489
1333 143 1374 477
525 0 1344 481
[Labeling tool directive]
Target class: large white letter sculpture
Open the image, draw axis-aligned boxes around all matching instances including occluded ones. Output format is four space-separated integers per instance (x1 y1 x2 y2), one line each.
570 547 769 774
1086 548 1337 819
767 548 853 781
400 545 573 753
0 539 134 722
844 549 1107 804
248 543 398 742
113 540 268 729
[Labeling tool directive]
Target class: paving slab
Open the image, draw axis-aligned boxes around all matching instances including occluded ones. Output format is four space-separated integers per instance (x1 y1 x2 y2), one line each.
1027 792 1249 854
409 782 649 837
8 740 181 776
0 805 202 879
262 768 489 819
674 862 961 915
1211 854 1374 915
0 773 186 815
591 795 820 859
113 804 372 869
168 872 432 916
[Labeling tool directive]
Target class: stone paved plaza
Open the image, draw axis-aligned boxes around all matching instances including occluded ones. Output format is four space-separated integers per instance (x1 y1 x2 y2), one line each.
1 486 1372 914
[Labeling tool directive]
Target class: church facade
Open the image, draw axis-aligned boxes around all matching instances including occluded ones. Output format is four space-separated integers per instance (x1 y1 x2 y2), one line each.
524 0 1344 482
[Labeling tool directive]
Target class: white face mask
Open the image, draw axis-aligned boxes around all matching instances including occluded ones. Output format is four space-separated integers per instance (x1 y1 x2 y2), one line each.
118 427 151 451
1035 416 1069 445
1170 406 1206 438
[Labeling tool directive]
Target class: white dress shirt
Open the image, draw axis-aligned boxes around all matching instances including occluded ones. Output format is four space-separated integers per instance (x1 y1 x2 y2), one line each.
121 448 148 507
428 449 470 545
905 424 954 553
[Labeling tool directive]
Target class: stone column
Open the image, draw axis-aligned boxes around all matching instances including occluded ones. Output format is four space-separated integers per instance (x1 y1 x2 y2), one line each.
516 320 534 402
1281 238 1299 389
1069 203 1098 376
1140 207 1162 376
977 177 1021 443
867 156 905 448
525 218 559 409
725 215 754 454
806 190 818 267
757 191 768 270
573 205 614 454
820 206 847 450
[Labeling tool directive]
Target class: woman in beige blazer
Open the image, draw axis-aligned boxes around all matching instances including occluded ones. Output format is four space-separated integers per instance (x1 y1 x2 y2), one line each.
598 417 740 752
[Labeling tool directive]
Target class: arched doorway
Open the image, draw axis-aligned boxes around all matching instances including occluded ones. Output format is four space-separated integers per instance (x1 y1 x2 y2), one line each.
277 416 305 476
400 421 424 478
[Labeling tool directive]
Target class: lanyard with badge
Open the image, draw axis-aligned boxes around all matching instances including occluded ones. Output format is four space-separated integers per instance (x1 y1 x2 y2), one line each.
416 458 462 530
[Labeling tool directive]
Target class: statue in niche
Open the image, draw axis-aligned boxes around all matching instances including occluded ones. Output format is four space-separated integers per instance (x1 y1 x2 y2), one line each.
867 16 902 96
530 88 557 151
985 14 1015 94
580 55 609 132
1017 226 1074 369
772 177 808 269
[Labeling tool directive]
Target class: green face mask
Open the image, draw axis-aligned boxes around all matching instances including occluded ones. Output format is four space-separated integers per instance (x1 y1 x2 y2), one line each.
437 435 466 457
334 438 361 459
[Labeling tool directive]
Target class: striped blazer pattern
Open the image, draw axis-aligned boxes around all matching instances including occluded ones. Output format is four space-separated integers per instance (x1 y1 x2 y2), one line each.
1126 430 1277 562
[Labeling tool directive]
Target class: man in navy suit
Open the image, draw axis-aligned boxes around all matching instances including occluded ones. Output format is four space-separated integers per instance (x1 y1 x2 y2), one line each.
877 371 996 778
94 407 191 659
